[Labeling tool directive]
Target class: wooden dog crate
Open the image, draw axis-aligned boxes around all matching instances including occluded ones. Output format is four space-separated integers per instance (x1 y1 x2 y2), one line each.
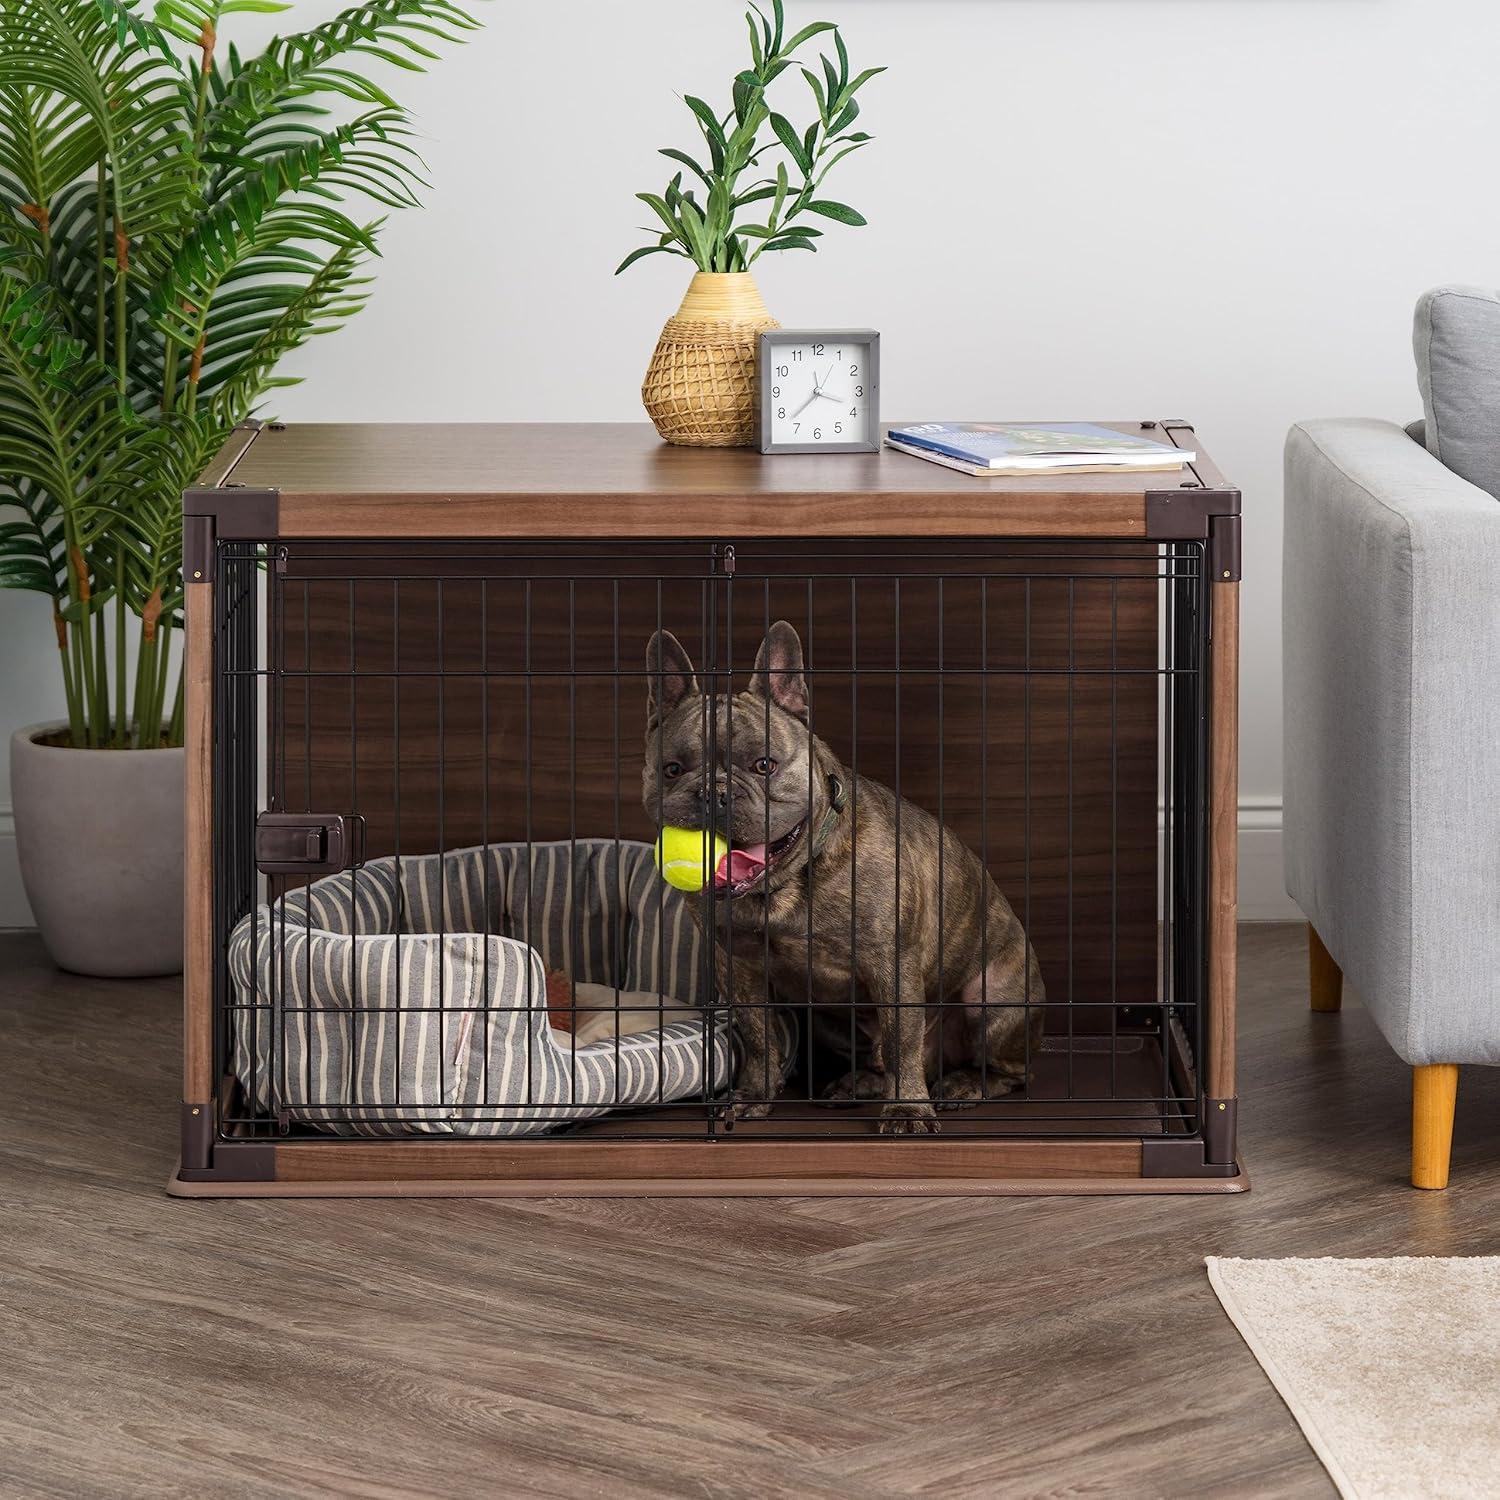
170 420 1244 1196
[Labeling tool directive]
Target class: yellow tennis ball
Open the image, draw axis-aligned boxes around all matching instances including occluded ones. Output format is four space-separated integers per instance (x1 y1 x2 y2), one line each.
654 826 728 892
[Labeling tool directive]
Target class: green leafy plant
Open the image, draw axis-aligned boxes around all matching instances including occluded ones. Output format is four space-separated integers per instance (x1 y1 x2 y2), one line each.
0 0 479 750
616 0 884 277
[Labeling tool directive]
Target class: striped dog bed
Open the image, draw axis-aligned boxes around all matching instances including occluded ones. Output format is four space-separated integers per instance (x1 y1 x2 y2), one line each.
228 839 738 1137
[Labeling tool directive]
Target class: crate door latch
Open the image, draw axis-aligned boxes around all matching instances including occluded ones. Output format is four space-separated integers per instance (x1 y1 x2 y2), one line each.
254 812 362 874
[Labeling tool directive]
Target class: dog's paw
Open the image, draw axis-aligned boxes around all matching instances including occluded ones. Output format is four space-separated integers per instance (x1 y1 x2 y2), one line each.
877 1102 940 1136
822 1068 887 1106
725 1092 774 1122
933 1069 984 1110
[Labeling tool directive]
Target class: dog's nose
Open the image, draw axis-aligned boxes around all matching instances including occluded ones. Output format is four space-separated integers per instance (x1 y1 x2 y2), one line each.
699 780 730 813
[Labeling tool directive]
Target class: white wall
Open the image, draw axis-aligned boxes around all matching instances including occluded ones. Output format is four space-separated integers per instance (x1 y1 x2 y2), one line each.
6 0 1500 923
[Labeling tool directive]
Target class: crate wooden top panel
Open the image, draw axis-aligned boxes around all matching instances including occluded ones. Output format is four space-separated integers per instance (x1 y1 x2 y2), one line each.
193 420 1237 540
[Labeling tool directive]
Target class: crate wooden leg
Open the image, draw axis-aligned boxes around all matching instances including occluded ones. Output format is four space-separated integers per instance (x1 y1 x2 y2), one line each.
1308 924 1343 1013
1412 1064 1459 1190
182 576 215 1170
1205 574 1239 1166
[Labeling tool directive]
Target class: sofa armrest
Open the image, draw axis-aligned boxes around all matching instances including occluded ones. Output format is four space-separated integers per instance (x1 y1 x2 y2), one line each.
1284 419 1500 1065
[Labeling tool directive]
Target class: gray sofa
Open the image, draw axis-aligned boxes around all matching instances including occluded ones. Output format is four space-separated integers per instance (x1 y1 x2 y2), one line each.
1284 287 1500 1189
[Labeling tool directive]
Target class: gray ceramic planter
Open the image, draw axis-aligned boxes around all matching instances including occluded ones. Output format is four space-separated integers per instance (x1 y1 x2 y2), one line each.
11 722 183 977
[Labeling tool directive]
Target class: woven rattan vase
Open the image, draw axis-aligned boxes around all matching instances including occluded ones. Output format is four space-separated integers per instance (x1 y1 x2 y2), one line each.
641 271 779 447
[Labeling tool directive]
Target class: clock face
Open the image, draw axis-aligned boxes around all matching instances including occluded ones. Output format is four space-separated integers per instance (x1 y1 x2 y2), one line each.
759 331 879 454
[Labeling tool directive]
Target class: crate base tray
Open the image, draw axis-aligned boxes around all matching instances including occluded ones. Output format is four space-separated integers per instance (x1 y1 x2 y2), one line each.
570 1031 1186 1140
174 1032 1247 1196
168 1121 1248 1198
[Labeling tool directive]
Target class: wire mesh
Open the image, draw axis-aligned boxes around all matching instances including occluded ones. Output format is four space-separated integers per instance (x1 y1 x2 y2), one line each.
212 538 1209 1142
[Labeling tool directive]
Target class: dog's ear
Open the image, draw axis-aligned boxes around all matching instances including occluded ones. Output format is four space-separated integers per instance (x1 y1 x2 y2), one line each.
645 630 699 728
749 620 809 722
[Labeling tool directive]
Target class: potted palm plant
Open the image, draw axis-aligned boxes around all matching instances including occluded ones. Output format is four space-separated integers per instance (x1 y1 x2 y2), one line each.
618 0 883 447
0 0 477 976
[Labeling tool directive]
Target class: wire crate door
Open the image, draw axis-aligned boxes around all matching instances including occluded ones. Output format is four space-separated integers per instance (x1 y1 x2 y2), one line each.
221 539 1207 1141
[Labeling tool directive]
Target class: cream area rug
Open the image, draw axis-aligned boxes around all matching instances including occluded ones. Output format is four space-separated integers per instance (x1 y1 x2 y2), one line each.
1207 1257 1500 1500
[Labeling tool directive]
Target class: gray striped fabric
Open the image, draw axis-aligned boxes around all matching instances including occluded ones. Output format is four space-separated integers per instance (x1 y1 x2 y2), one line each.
227 839 738 1137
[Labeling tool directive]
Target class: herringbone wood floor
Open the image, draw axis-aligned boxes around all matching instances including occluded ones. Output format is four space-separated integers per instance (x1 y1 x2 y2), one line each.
3 924 1498 1499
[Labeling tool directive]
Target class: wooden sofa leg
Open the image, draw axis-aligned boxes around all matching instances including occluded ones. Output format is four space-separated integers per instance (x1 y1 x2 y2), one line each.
1412 1065 1459 1190
1308 924 1343 1013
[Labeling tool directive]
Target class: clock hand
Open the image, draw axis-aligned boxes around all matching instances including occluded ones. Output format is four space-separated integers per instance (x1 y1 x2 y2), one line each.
809 363 849 403
790 387 822 419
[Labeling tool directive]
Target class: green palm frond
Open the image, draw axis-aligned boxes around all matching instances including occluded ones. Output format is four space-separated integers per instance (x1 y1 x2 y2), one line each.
0 484 66 595
207 234 373 423
0 0 194 253
0 0 479 747
211 0 478 128
0 247 143 522
0 84 103 222
151 111 416 353
151 0 292 52
75 409 213 601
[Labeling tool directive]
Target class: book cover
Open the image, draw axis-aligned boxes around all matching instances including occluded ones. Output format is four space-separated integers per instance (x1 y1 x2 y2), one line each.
885 436 1188 478
887 422 1193 470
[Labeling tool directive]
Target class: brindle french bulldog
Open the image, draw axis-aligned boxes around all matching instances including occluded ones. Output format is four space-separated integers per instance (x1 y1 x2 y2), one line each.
643 620 1045 1135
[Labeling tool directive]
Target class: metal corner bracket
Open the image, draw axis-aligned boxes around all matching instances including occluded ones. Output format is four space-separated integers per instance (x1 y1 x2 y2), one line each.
1141 1099 1240 1178
178 1101 276 1182
181 486 279 582
182 483 280 533
1144 487 1242 581
183 512 215 584
1203 1096 1238 1163
181 417 279 581
1208 514 1241 583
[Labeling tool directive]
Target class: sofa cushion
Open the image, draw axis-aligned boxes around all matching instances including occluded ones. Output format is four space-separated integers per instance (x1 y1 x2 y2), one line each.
1414 286 1500 499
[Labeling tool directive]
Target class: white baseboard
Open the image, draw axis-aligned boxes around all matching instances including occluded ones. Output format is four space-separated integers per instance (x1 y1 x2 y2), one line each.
0 800 1296 931
0 805 33 929
1236 799 1297 922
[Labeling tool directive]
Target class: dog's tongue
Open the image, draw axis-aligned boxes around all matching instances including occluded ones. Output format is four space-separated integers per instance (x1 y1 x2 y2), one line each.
716 844 768 887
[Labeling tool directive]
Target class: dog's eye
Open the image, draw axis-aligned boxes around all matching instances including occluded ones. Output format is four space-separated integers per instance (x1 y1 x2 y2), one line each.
661 760 684 780
752 757 777 776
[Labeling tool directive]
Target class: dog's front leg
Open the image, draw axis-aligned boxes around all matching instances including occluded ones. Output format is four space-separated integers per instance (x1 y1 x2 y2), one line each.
715 949 788 1121
874 954 938 1135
